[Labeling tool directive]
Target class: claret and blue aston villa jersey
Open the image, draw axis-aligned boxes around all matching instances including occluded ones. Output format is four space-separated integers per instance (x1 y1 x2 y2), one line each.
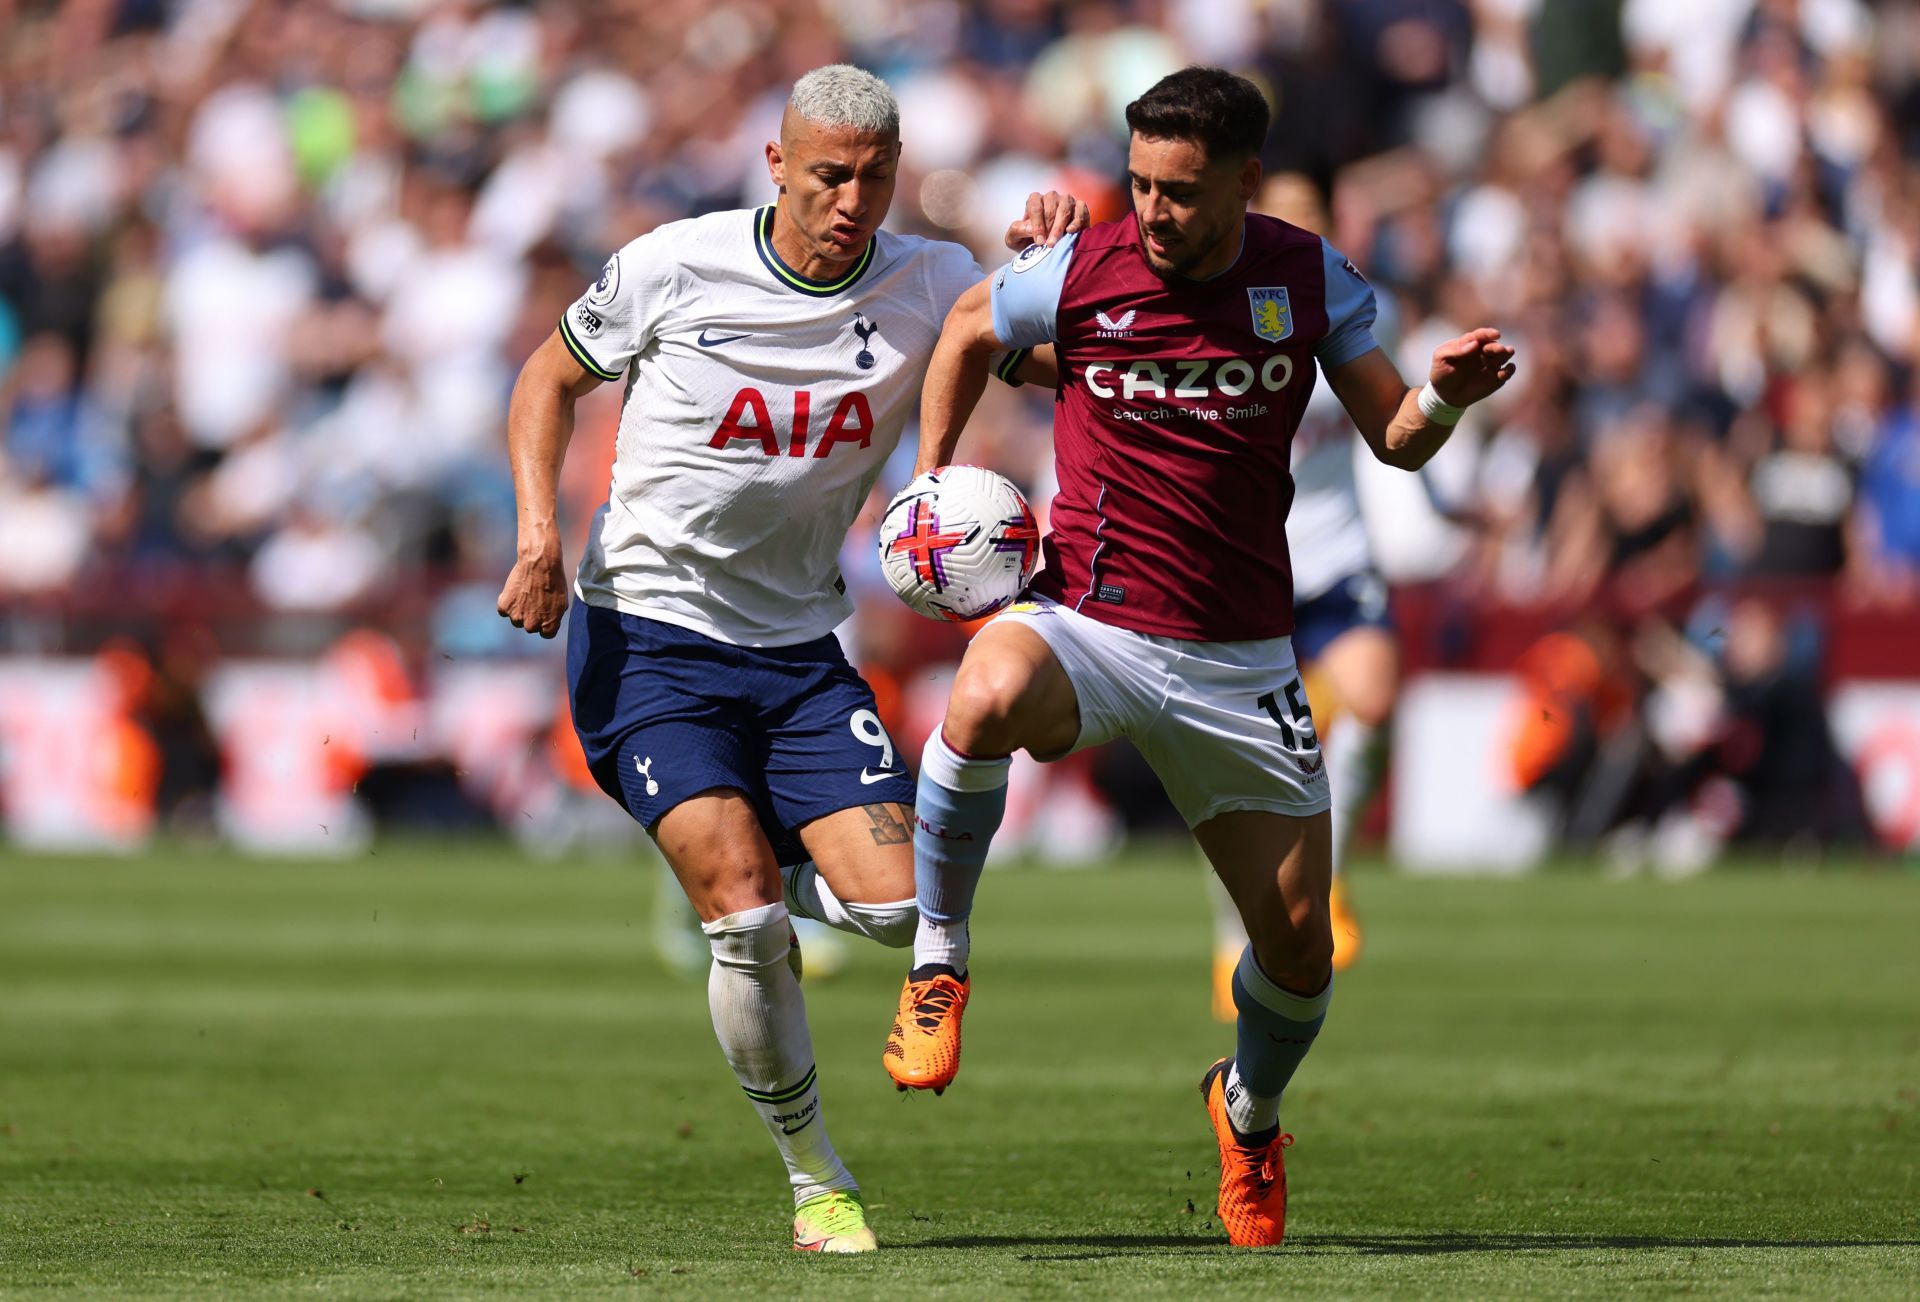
990 214 1380 641
561 206 987 647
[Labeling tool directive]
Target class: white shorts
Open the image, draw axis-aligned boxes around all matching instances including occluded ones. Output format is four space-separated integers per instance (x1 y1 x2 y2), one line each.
995 596 1332 828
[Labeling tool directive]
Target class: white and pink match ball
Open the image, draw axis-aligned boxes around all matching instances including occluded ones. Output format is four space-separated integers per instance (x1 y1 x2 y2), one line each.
877 465 1041 622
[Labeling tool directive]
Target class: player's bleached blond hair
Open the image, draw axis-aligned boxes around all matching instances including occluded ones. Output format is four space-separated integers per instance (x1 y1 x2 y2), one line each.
788 64 899 135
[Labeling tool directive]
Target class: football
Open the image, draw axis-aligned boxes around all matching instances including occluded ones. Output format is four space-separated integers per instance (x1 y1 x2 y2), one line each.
877 465 1041 622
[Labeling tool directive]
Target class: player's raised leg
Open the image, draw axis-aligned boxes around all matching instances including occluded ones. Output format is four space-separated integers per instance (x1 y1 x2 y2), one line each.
788 803 919 949
656 790 877 1253
1195 808 1334 1247
883 620 1079 1092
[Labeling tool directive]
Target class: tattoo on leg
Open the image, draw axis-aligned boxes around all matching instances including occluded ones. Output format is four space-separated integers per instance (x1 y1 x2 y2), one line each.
863 803 911 846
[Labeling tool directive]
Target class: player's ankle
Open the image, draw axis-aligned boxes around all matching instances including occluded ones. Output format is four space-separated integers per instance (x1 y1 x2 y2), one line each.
911 917 969 974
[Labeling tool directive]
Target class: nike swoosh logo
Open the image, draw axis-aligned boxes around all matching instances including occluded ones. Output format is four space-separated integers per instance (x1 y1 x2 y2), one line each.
860 769 902 785
697 330 750 347
780 1116 816 1135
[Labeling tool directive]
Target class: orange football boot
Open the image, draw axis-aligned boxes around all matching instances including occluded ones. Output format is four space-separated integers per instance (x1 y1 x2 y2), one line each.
1329 877 1363 972
883 968 969 1093
1200 1057 1292 1246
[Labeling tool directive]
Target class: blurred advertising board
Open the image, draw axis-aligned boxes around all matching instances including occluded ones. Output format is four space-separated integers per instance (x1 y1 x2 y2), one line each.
1829 683 1920 853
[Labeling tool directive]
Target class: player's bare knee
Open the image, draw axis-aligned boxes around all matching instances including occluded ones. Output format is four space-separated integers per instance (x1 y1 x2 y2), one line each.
945 659 1032 754
686 857 782 920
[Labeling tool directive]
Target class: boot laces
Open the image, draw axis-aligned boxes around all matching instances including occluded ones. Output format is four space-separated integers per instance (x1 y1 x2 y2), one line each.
908 977 959 1032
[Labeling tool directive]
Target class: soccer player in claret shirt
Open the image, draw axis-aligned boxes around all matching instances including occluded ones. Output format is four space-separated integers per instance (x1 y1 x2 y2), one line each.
883 67 1515 1246
495 65 1083 1254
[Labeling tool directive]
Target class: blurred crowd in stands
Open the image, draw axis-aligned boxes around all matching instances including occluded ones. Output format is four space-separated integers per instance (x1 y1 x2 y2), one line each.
2 0 1917 856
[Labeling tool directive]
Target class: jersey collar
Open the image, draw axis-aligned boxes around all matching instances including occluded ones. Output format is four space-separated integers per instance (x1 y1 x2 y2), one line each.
755 205 876 297
1185 226 1247 284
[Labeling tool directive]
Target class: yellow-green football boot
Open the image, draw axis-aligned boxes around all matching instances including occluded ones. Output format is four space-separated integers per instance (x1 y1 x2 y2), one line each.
792 1190 876 1253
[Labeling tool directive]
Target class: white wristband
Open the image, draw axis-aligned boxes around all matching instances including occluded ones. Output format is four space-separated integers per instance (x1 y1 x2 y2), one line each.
1417 382 1466 426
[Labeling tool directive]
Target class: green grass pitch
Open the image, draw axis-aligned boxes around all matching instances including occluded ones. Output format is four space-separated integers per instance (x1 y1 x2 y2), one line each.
2 845 1916 1297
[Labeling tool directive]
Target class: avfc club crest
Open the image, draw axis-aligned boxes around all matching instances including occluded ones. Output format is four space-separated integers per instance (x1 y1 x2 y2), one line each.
1248 286 1293 342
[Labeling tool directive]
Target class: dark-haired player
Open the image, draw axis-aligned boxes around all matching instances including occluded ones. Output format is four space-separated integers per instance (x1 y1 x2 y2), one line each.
881 67 1514 1245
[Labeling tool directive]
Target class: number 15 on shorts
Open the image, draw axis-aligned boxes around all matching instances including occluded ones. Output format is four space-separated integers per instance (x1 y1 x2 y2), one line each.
1256 680 1318 752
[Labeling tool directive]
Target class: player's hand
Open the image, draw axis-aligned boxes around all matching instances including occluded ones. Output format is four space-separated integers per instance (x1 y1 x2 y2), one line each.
496 543 569 639
1005 190 1090 251
1429 328 1517 407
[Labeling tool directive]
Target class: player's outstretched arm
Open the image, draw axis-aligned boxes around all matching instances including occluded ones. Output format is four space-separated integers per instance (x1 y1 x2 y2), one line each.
496 330 604 639
914 279 1001 476
1326 328 1516 471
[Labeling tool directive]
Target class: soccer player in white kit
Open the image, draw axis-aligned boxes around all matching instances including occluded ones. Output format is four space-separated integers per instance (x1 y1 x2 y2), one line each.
494 65 1081 1253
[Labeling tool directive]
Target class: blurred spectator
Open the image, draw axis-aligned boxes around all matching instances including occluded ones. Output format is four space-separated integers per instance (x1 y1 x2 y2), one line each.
1506 622 1639 846
1510 600 1870 863
1857 372 1920 601
140 628 224 835
1743 375 1856 579
1711 598 1868 847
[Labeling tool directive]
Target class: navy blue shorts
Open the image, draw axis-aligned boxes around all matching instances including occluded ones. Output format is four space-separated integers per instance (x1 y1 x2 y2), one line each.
1292 571 1393 663
565 599 916 858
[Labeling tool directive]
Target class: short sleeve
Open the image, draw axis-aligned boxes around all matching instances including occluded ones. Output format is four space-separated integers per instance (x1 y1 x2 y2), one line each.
558 234 672 382
926 239 1031 388
989 232 1077 350
1314 238 1380 369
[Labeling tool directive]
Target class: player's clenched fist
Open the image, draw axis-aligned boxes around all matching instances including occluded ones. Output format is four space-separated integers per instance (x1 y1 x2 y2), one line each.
1429 327 1517 407
496 544 569 639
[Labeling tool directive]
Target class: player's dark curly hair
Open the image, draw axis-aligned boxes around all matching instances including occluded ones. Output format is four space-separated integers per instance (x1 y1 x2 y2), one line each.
1124 67 1270 162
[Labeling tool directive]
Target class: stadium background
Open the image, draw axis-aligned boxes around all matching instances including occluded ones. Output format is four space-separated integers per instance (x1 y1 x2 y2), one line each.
4 2 1919 1294
2 0 1919 865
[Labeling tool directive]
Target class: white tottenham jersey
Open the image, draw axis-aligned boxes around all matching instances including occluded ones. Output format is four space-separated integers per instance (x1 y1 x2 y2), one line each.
1286 373 1374 603
560 206 984 646
1287 291 1399 602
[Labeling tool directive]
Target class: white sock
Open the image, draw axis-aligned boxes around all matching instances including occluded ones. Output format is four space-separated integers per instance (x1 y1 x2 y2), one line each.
1224 1060 1272 1137
1324 719 1384 874
782 860 915 948
913 914 970 972
702 903 857 1205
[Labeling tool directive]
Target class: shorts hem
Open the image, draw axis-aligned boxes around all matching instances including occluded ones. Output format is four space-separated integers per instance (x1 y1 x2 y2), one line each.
1182 794 1331 829
777 783 916 834
573 588 845 650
